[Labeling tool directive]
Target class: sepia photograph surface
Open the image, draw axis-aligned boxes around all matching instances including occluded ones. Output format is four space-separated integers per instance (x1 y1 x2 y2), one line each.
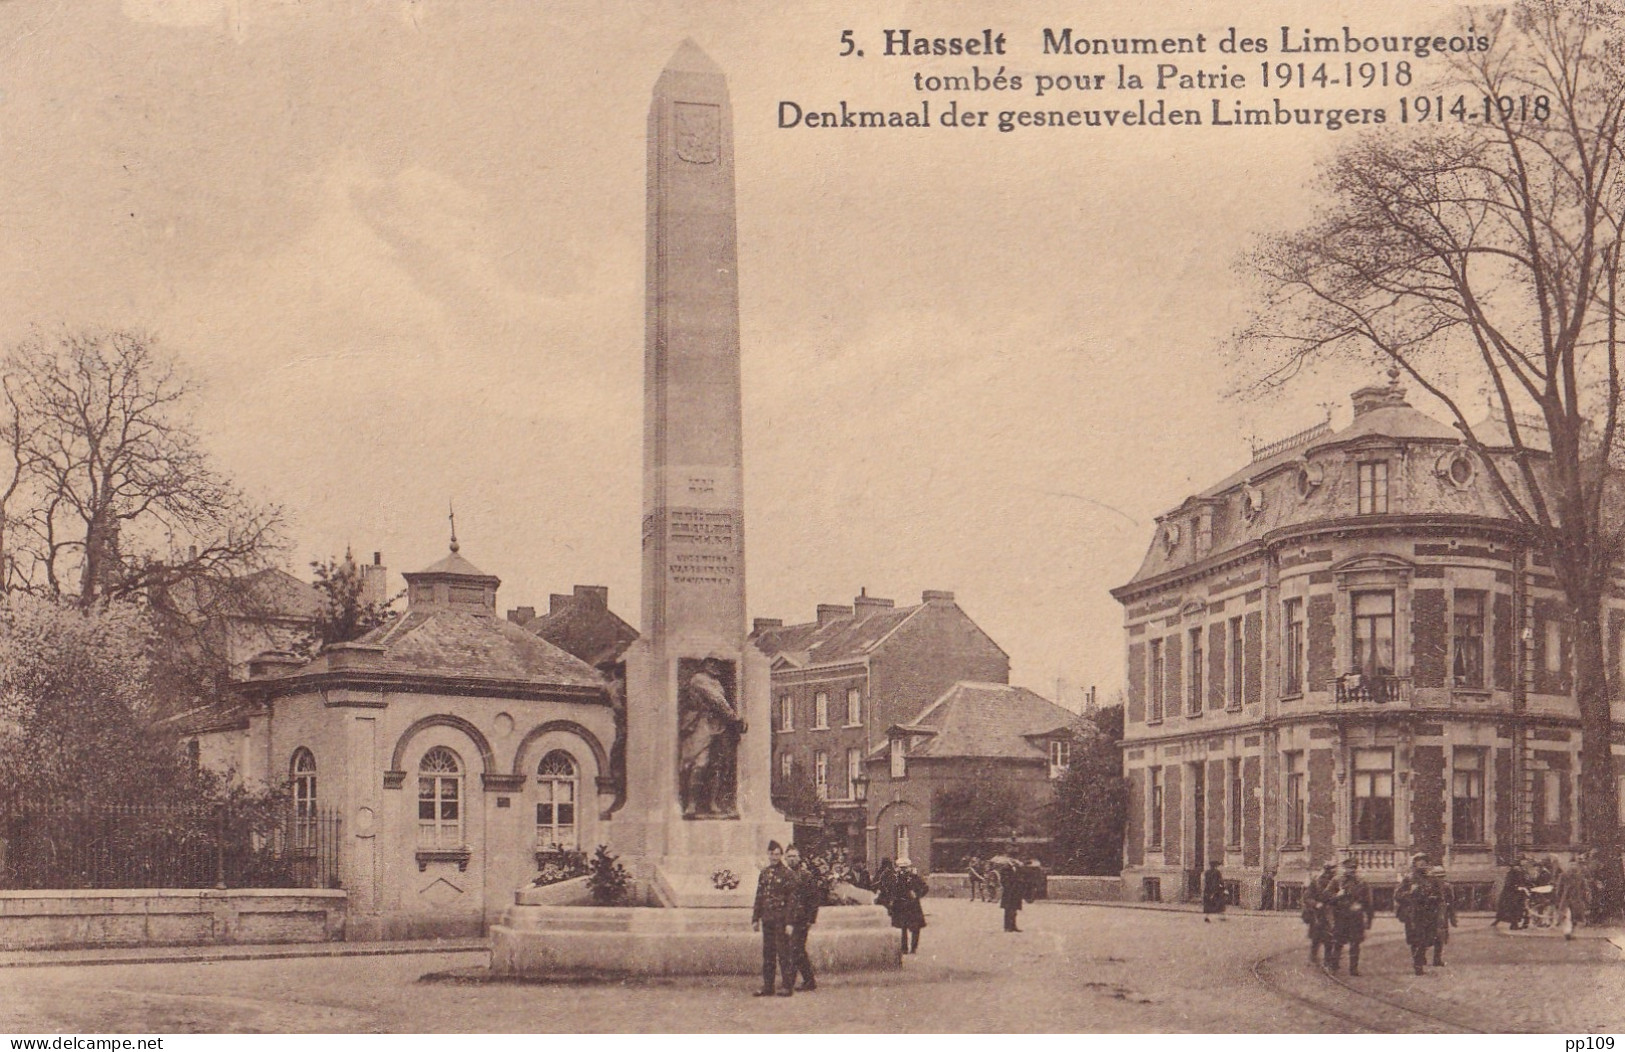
2 0 1624 1036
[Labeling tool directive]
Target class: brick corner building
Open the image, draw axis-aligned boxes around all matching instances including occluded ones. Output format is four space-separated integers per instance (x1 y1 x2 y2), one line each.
1113 375 1625 911
750 589 1010 866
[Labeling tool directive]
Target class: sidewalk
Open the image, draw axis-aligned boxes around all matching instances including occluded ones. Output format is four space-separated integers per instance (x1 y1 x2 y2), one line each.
0 937 488 969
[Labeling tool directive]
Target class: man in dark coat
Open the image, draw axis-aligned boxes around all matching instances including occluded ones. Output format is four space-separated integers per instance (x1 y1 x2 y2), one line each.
1395 852 1444 975
1000 858 1026 932
1201 860 1226 915
784 845 821 990
750 840 797 996
1326 858 1373 976
1303 860 1338 964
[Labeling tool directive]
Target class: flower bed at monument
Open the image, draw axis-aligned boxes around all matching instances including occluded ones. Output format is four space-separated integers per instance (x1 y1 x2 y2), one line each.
530 848 589 888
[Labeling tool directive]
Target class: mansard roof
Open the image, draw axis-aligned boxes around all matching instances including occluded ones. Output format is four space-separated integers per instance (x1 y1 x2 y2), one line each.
1116 379 1540 598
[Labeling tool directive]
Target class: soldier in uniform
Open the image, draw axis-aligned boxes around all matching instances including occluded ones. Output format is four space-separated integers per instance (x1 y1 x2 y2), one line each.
784 844 821 991
750 840 797 996
1395 852 1444 975
1303 860 1338 965
1428 865 1457 966
1326 857 1373 976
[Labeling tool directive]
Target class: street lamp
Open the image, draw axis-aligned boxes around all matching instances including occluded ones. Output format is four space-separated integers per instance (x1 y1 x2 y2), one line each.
852 774 869 803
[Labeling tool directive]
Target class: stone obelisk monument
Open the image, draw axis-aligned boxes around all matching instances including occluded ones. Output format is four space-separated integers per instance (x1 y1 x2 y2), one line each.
611 39 789 899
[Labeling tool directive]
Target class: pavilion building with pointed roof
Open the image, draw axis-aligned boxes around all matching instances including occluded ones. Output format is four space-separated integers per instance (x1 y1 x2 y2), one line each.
205 539 616 940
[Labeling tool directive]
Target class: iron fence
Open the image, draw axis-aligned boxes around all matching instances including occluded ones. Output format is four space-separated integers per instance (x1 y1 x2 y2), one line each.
0 801 342 891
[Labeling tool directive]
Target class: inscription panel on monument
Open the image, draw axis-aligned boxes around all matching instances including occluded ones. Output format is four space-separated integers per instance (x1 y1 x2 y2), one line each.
667 509 737 586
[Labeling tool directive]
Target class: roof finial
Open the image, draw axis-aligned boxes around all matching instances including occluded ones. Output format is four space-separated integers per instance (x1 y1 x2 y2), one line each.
1386 363 1402 386
448 502 459 554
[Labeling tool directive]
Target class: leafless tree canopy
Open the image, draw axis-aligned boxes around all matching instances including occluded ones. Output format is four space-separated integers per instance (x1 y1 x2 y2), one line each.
0 329 285 608
1233 0 1625 914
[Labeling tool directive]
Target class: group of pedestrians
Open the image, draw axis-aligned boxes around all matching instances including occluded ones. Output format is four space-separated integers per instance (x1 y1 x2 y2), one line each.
749 841 823 997
1300 857 1374 974
1491 852 1596 937
1394 853 1459 974
1301 853 1464 977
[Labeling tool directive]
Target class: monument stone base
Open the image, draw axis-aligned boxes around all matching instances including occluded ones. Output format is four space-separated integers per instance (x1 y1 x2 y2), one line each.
490 895 899 978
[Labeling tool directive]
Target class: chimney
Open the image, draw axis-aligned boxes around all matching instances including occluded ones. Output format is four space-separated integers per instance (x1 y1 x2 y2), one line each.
852 587 895 619
816 603 853 625
550 593 572 615
507 606 536 626
360 554 388 607
921 590 955 603
1351 367 1409 417
573 585 610 607
752 617 783 634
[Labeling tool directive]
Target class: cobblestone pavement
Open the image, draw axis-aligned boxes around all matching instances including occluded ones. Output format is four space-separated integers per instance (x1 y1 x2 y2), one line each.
1257 925 1624 1034
0 900 1616 1033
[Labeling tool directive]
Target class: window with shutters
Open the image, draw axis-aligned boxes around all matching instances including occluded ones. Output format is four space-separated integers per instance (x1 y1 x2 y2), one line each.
1284 751 1305 846
814 692 829 729
1228 617 1244 710
1451 749 1485 844
846 688 863 727
1148 638 1165 722
1283 598 1305 696
1187 627 1204 717
1453 591 1486 689
1352 591 1396 678
1148 767 1164 848
1352 748 1395 843
1227 757 1243 846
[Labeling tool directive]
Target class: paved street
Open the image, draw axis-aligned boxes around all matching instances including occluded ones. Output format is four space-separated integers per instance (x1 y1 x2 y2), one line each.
0 900 1619 1033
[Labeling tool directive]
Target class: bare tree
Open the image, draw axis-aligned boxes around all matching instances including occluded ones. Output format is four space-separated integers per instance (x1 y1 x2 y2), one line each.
0 329 285 608
1233 0 1625 915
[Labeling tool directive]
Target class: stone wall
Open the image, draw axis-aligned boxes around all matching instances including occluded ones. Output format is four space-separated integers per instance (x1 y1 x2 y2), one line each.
0 889 346 950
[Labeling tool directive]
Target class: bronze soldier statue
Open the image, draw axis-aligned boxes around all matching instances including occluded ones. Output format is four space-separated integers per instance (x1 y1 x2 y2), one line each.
679 658 745 816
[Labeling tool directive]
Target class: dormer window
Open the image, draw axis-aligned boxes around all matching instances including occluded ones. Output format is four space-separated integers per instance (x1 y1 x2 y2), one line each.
1295 458 1324 500
1048 739 1071 779
1163 522 1182 552
1357 460 1389 515
1438 447 1477 489
1194 507 1213 557
890 737 907 779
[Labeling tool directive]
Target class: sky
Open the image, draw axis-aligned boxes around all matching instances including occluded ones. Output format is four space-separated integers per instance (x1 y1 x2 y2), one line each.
0 0 1474 704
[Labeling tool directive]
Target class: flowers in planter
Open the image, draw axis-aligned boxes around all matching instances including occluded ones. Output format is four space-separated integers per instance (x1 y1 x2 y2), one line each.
530 847 589 887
